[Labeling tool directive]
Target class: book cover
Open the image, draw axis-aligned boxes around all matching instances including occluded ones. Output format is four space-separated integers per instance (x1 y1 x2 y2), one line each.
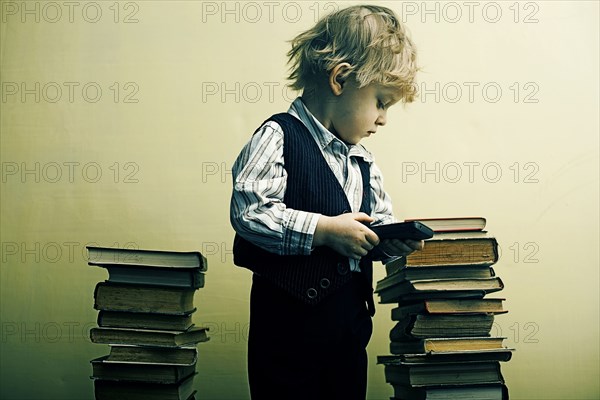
87 246 207 271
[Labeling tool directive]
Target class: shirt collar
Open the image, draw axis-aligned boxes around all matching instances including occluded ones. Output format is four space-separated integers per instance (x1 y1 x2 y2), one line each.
288 97 374 163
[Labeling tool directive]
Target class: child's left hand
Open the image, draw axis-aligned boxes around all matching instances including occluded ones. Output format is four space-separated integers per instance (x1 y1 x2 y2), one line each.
378 239 424 257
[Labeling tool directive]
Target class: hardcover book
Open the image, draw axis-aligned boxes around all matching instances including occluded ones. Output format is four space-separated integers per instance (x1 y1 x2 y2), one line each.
105 345 198 366
93 372 197 400
376 277 504 304
377 349 514 365
93 282 197 314
389 313 495 339
91 356 196 384
97 310 194 331
383 361 504 386
392 383 508 400
391 299 506 320
87 246 207 270
90 326 209 347
390 337 507 355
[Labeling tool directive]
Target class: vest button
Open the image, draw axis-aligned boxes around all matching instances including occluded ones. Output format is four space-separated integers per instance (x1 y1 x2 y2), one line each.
319 278 331 289
306 288 318 299
337 262 349 275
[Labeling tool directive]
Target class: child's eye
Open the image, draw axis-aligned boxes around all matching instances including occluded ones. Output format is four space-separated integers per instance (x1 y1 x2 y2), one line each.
377 100 386 109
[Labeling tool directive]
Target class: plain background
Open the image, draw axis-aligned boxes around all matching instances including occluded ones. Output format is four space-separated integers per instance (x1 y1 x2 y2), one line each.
1 1 598 399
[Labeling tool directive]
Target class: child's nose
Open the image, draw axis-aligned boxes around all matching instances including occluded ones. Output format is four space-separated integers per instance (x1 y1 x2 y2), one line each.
376 112 387 126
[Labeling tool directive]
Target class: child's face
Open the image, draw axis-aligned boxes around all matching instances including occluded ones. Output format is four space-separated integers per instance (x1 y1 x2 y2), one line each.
329 80 400 145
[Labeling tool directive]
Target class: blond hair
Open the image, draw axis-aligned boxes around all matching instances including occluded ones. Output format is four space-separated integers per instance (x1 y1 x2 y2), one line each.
287 5 418 103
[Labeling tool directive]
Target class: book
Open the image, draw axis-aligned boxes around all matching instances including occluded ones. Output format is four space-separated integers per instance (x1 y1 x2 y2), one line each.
404 217 486 232
392 383 508 400
97 310 194 331
87 246 207 270
90 326 209 347
383 361 504 386
390 314 495 340
91 356 196 384
376 277 504 304
93 282 196 314
106 345 198 366
404 235 499 268
377 349 514 365
390 337 506 355
376 266 495 292
95 264 205 289
391 299 506 320
93 372 197 400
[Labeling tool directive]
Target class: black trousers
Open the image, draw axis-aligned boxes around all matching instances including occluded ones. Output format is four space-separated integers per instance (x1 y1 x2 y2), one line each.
248 273 373 400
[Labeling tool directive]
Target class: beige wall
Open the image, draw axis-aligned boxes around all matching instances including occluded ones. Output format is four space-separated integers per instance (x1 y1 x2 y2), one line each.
1 1 598 399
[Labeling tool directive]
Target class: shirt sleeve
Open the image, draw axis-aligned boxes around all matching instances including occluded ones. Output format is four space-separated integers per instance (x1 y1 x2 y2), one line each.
368 161 402 264
229 121 320 256
369 161 398 226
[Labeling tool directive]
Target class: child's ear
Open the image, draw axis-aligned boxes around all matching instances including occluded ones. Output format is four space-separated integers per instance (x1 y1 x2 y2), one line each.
329 63 352 95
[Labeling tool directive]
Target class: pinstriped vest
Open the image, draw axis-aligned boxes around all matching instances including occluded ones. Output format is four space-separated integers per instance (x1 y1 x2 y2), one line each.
233 113 374 307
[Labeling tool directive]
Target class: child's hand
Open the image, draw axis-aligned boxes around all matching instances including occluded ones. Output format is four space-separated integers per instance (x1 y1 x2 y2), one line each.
378 238 424 257
313 212 380 260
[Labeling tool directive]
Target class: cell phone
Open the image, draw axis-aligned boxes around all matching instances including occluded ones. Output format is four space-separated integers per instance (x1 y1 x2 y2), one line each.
369 221 434 241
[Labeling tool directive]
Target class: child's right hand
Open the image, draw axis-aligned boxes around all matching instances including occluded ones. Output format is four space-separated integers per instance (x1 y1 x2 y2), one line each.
313 212 380 260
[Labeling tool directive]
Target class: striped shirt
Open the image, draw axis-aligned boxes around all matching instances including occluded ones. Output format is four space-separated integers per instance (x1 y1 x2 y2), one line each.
230 97 397 271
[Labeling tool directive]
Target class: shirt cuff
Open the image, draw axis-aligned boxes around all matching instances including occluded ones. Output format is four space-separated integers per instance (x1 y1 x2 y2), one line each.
282 209 320 256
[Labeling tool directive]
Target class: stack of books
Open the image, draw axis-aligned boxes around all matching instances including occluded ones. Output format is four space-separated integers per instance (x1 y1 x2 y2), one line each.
87 246 209 400
375 217 513 400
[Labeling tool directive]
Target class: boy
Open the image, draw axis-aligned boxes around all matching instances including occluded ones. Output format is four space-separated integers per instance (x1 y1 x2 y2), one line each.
230 5 422 399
